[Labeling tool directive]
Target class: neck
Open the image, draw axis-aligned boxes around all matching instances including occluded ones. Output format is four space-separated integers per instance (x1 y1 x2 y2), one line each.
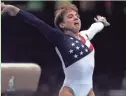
64 30 80 40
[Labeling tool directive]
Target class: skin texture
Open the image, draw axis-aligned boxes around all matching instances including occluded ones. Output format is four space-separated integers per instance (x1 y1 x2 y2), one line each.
60 10 81 33
59 86 75 96
59 10 81 40
87 88 95 96
59 86 95 96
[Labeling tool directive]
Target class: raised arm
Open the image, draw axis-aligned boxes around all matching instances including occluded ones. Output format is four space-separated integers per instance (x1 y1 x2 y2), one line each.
80 15 110 40
1 3 60 43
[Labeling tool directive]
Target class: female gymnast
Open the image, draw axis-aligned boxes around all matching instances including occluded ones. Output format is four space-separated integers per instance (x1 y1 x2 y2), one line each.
1 2 110 96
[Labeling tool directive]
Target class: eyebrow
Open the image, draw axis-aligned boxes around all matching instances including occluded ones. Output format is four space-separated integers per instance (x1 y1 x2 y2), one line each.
67 13 80 18
67 14 73 17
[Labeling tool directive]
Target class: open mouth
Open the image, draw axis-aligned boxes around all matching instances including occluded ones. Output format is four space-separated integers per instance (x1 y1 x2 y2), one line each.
74 22 79 26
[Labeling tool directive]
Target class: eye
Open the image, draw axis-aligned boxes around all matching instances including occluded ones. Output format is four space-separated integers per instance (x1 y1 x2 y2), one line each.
68 14 73 18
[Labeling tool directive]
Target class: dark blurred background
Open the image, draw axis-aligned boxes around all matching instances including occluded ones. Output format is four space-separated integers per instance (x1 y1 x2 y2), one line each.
1 1 126 96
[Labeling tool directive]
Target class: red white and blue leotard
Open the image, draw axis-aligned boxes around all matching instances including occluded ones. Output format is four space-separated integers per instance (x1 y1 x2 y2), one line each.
16 10 104 96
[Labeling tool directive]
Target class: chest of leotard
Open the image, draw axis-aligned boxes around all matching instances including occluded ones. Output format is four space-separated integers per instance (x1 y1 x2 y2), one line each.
56 34 94 68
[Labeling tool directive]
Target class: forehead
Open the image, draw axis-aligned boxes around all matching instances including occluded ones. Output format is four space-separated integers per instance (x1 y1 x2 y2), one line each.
64 10 78 16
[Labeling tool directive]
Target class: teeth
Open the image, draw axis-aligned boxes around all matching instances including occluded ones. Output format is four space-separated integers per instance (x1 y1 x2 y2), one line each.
75 23 79 25
75 23 78 25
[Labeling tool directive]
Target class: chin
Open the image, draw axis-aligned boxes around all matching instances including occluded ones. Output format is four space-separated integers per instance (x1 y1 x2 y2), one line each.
73 30 79 34
73 28 80 33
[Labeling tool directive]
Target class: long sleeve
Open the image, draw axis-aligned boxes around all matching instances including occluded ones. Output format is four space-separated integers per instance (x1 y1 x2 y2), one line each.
80 22 104 40
16 10 61 43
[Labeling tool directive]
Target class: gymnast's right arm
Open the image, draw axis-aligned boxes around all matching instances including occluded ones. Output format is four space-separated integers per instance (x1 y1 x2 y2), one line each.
1 3 59 42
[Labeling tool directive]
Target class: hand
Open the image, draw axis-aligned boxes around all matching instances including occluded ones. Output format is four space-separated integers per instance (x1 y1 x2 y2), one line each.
1 2 20 16
94 15 110 26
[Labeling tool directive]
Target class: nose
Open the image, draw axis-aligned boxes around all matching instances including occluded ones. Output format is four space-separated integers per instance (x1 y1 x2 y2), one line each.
74 15 78 20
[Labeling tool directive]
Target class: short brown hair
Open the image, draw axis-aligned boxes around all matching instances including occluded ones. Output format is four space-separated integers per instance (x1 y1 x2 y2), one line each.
54 3 78 30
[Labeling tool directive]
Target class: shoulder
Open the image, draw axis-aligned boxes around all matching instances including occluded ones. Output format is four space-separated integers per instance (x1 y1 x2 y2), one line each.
79 30 87 34
79 30 89 40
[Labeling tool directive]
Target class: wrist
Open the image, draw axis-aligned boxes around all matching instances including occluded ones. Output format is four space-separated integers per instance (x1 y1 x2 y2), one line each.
96 20 105 25
97 21 110 27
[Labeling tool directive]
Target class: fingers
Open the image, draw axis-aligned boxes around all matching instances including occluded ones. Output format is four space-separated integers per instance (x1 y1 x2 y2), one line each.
94 15 102 22
1 2 7 15
94 18 98 22
94 15 110 26
97 15 105 20
94 16 103 22
97 15 101 20
1 2 5 7
105 22 110 26
1 2 5 5
1 2 6 10
95 15 106 22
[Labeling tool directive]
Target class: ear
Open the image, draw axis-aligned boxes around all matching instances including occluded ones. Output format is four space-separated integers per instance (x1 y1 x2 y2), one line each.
59 22 65 29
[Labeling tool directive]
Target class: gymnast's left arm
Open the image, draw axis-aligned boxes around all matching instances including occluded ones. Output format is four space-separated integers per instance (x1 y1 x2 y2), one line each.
80 15 110 40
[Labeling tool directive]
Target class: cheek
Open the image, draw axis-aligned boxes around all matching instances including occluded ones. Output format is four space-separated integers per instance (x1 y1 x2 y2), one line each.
64 19 73 26
67 21 73 27
79 19 81 25
80 22 81 27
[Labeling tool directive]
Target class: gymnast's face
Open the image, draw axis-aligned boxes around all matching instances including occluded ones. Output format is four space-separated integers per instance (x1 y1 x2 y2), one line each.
59 10 81 33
